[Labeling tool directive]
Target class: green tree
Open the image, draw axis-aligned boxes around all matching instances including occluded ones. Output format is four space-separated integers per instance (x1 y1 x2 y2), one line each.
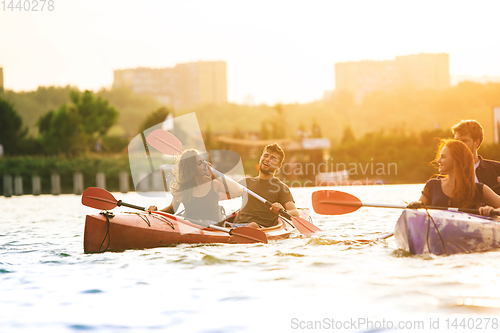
311 117 322 138
37 90 118 156
37 110 54 134
70 90 119 137
97 87 164 136
139 106 172 133
0 97 28 155
39 106 87 156
0 85 75 133
260 122 270 140
271 104 286 139
341 125 356 144
204 123 214 150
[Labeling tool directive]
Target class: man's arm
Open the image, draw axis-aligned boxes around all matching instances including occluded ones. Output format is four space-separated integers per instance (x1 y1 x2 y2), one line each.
269 201 299 217
477 159 500 195
492 176 500 193
284 201 300 217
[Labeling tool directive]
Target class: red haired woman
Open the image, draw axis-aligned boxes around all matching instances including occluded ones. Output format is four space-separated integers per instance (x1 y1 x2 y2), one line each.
415 139 500 215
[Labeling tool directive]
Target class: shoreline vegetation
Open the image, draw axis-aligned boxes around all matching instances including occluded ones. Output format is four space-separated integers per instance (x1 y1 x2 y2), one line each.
1 83 500 195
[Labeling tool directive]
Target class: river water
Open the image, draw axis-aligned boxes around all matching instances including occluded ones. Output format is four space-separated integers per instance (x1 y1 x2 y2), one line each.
1 184 500 333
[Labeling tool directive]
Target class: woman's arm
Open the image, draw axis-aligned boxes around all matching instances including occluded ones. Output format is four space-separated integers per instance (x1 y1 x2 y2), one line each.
479 185 500 216
213 178 243 200
414 180 433 207
482 185 500 208
418 193 429 206
147 196 181 214
406 188 429 209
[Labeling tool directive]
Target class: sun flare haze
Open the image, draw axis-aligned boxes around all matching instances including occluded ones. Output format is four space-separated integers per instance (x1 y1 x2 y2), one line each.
1 0 500 105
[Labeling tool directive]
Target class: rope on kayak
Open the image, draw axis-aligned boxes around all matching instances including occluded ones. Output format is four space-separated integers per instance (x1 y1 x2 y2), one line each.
98 210 114 253
124 211 175 229
425 209 448 255
138 214 151 227
151 214 175 229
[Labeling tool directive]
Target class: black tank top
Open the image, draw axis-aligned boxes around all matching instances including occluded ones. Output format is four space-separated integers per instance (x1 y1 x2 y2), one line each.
422 179 484 207
183 181 220 222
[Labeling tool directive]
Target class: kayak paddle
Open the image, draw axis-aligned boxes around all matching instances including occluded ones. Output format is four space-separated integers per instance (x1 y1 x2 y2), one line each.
312 190 500 216
146 130 322 236
146 129 184 155
210 168 322 235
81 187 268 244
354 232 395 242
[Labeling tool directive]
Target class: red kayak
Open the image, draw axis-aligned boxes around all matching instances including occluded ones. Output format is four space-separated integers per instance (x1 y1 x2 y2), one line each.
83 210 309 253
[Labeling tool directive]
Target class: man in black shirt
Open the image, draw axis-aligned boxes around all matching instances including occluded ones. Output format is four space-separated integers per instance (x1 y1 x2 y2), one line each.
237 143 299 228
452 119 500 195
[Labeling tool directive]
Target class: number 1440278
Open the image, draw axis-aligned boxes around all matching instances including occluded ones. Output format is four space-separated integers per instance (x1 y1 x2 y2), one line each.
446 317 498 330
2 0 54 11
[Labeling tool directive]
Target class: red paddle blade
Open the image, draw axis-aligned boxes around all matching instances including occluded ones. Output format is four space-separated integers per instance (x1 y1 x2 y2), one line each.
312 190 362 215
146 129 183 155
291 216 322 235
82 187 118 210
230 227 268 244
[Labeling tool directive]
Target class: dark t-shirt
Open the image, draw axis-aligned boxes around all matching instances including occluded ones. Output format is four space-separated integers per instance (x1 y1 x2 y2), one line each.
421 178 484 207
476 156 500 195
182 182 221 222
237 177 294 227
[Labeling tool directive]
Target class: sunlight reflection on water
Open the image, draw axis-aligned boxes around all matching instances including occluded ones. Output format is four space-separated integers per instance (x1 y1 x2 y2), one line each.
1 184 500 332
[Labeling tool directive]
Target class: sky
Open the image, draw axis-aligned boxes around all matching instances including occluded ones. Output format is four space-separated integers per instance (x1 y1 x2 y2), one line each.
1 0 500 105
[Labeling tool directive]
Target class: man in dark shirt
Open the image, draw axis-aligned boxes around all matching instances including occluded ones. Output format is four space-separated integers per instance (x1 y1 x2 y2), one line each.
237 143 299 227
452 119 500 195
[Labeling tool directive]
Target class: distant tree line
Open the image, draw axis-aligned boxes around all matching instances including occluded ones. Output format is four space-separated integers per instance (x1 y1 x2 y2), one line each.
6 82 500 146
2 82 500 185
1 86 164 137
330 126 500 183
182 82 500 144
0 89 173 157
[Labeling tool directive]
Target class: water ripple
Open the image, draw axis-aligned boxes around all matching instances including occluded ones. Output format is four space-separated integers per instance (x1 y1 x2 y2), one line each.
81 289 103 294
2 186 500 332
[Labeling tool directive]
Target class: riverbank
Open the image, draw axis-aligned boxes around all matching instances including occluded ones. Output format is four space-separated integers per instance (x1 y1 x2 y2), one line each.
0 155 131 195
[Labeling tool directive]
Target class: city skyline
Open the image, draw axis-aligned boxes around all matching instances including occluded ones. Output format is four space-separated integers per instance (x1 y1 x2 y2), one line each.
114 61 227 109
1 0 500 105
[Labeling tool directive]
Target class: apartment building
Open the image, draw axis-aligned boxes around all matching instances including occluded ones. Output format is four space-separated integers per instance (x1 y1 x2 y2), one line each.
335 53 450 102
114 61 227 110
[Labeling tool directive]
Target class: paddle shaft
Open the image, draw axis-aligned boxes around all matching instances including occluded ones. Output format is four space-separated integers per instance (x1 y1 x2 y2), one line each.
82 193 147 211
146 132 294 220
141 132 155 172
321 200 500 216
117 200 147 211
90 193 260 239
379 232 394 240
145 129 321 234
115 199 236 232
211 169 294 220
84 188 225 229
